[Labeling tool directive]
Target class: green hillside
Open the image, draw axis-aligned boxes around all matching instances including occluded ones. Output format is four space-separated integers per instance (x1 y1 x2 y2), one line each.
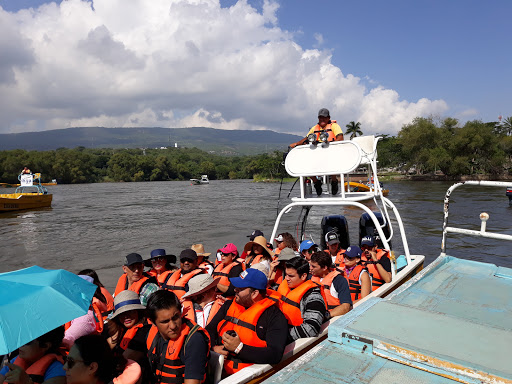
0 127 302 155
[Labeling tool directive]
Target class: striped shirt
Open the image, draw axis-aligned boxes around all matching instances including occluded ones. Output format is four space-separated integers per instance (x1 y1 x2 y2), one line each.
288 287 329 341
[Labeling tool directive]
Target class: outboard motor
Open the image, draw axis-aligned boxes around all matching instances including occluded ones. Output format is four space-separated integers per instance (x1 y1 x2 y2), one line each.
320 215 350 250
359 212 391 249
507 187 512 205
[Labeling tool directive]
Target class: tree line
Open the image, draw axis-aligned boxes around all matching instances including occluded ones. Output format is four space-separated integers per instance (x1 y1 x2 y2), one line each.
1 116 511 184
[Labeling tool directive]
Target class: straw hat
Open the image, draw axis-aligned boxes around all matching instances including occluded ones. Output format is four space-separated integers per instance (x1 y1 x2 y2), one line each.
243 236 274 258
111 290 146 319
191 244 211 258
181 274 220 299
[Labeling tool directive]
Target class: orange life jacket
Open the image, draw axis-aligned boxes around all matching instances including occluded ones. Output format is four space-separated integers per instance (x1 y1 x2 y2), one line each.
311 121 338 142
119 322 145 351
311 270 342 310
344 265 367 302
212 261 241 286
146 318 210 384
100 286 115 312
272 268 284 286
114 273 154 296
362 249 390 291
148 269 174 287
181 299 223 326
242 254 264 269
326 247 346 270
217 298 276 375
198 260 215 274
277 280 326 326
6 354 64 384
162 269 204 299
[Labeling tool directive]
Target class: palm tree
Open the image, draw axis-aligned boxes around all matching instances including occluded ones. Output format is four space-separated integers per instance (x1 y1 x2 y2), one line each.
502 116 512 136
345 121 363 139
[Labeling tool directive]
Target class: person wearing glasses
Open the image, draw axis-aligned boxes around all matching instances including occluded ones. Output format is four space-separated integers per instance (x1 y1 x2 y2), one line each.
161 249 205 300
124 290 210 384
145 249 177 287
299 240 318 261
113 253 159 306
273 233 298 256
288 108 344 196
212 243 244 299
0 326 66 384
206 269 288 375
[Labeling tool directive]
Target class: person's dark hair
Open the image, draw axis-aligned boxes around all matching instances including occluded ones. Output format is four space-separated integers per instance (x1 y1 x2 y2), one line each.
74 335 115 383
279 232 299 251
36 325 65 354
146 290 181 323
285 256 310 276
310 251 332 269
78 269 104 288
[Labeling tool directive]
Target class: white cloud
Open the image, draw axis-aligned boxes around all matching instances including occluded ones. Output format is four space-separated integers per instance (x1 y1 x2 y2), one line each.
0 0 448 136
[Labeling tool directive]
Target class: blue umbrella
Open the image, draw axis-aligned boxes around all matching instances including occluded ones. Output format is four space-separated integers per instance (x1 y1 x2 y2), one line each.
0 266 96 354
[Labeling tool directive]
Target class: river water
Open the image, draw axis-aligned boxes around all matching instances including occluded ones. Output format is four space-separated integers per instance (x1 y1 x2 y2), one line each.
1 180 511 291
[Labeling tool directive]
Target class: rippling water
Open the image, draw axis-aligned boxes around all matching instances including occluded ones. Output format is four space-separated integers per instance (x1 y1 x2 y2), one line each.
1 180 511 290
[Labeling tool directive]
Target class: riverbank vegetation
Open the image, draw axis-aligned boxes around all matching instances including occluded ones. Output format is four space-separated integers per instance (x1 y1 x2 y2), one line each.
1 117 510 184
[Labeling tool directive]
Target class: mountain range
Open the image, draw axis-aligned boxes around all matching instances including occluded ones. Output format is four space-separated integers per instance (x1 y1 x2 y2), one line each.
0 127 303 155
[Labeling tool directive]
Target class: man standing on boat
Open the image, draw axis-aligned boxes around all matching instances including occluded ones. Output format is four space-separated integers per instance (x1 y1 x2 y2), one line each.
289 108 344 196
114 253 159 306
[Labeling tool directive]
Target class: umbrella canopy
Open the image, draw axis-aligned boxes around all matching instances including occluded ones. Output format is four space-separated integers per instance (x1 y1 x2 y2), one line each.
0 265 97 354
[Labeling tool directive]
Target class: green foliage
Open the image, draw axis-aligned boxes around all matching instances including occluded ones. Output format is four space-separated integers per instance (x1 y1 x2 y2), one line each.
345 121 363 139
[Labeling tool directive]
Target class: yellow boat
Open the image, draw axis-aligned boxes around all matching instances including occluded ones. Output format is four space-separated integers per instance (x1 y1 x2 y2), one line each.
0 173 52 212
344 181 389 196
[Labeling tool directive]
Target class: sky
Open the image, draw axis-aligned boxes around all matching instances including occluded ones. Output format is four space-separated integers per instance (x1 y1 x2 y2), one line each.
0 0 510 137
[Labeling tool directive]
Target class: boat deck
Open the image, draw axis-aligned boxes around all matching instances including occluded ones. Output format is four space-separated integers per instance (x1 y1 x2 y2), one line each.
264 255 512 383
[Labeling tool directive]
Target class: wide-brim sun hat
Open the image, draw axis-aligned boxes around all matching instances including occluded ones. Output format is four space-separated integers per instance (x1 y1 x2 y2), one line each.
243 236 274 258
112 290 146 319
144 248 177 267
181 274 220 299
191 244 212 258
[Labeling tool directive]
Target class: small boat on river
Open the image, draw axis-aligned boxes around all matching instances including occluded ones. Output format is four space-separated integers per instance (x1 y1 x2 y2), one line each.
0 173 52 212
190 175 210 185
212 136 424 384
262 181 512 384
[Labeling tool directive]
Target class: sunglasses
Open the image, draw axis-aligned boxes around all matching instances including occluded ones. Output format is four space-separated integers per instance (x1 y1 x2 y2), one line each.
64 356 84 369
221 252 232 256
152 256 166 262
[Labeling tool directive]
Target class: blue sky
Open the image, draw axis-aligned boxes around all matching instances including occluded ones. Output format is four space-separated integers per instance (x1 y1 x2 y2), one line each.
0 0 510 135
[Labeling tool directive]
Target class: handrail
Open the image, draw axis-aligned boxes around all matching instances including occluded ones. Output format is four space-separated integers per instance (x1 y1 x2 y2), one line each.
441 180 512 255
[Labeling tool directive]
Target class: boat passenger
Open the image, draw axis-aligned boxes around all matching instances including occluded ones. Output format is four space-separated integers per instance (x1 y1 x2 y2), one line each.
289 108 344 196
277 257 329 342
360 236 392 290
104 290 147 354
63 275 108 349
66 334 141 384
161 249 205 300
268 247 298 289
145 249 177 286
299 239 319 261
239 229 264 259
273 232 298 255
0 326 66 384
206 269 288 375
78 268 115 315
114 253 159 306
310 251 352 317
343 246 372 303
212 243 244 298
181 274 223 328
324 231 346 270
191 244 214 275
124 290 210 384
21 167 32 174
242 236 274 271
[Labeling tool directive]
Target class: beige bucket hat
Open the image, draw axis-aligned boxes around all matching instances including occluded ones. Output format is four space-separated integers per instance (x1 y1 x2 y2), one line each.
111 290 146 319
191 244 211 258
243 236 274 258
181 274 220 299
